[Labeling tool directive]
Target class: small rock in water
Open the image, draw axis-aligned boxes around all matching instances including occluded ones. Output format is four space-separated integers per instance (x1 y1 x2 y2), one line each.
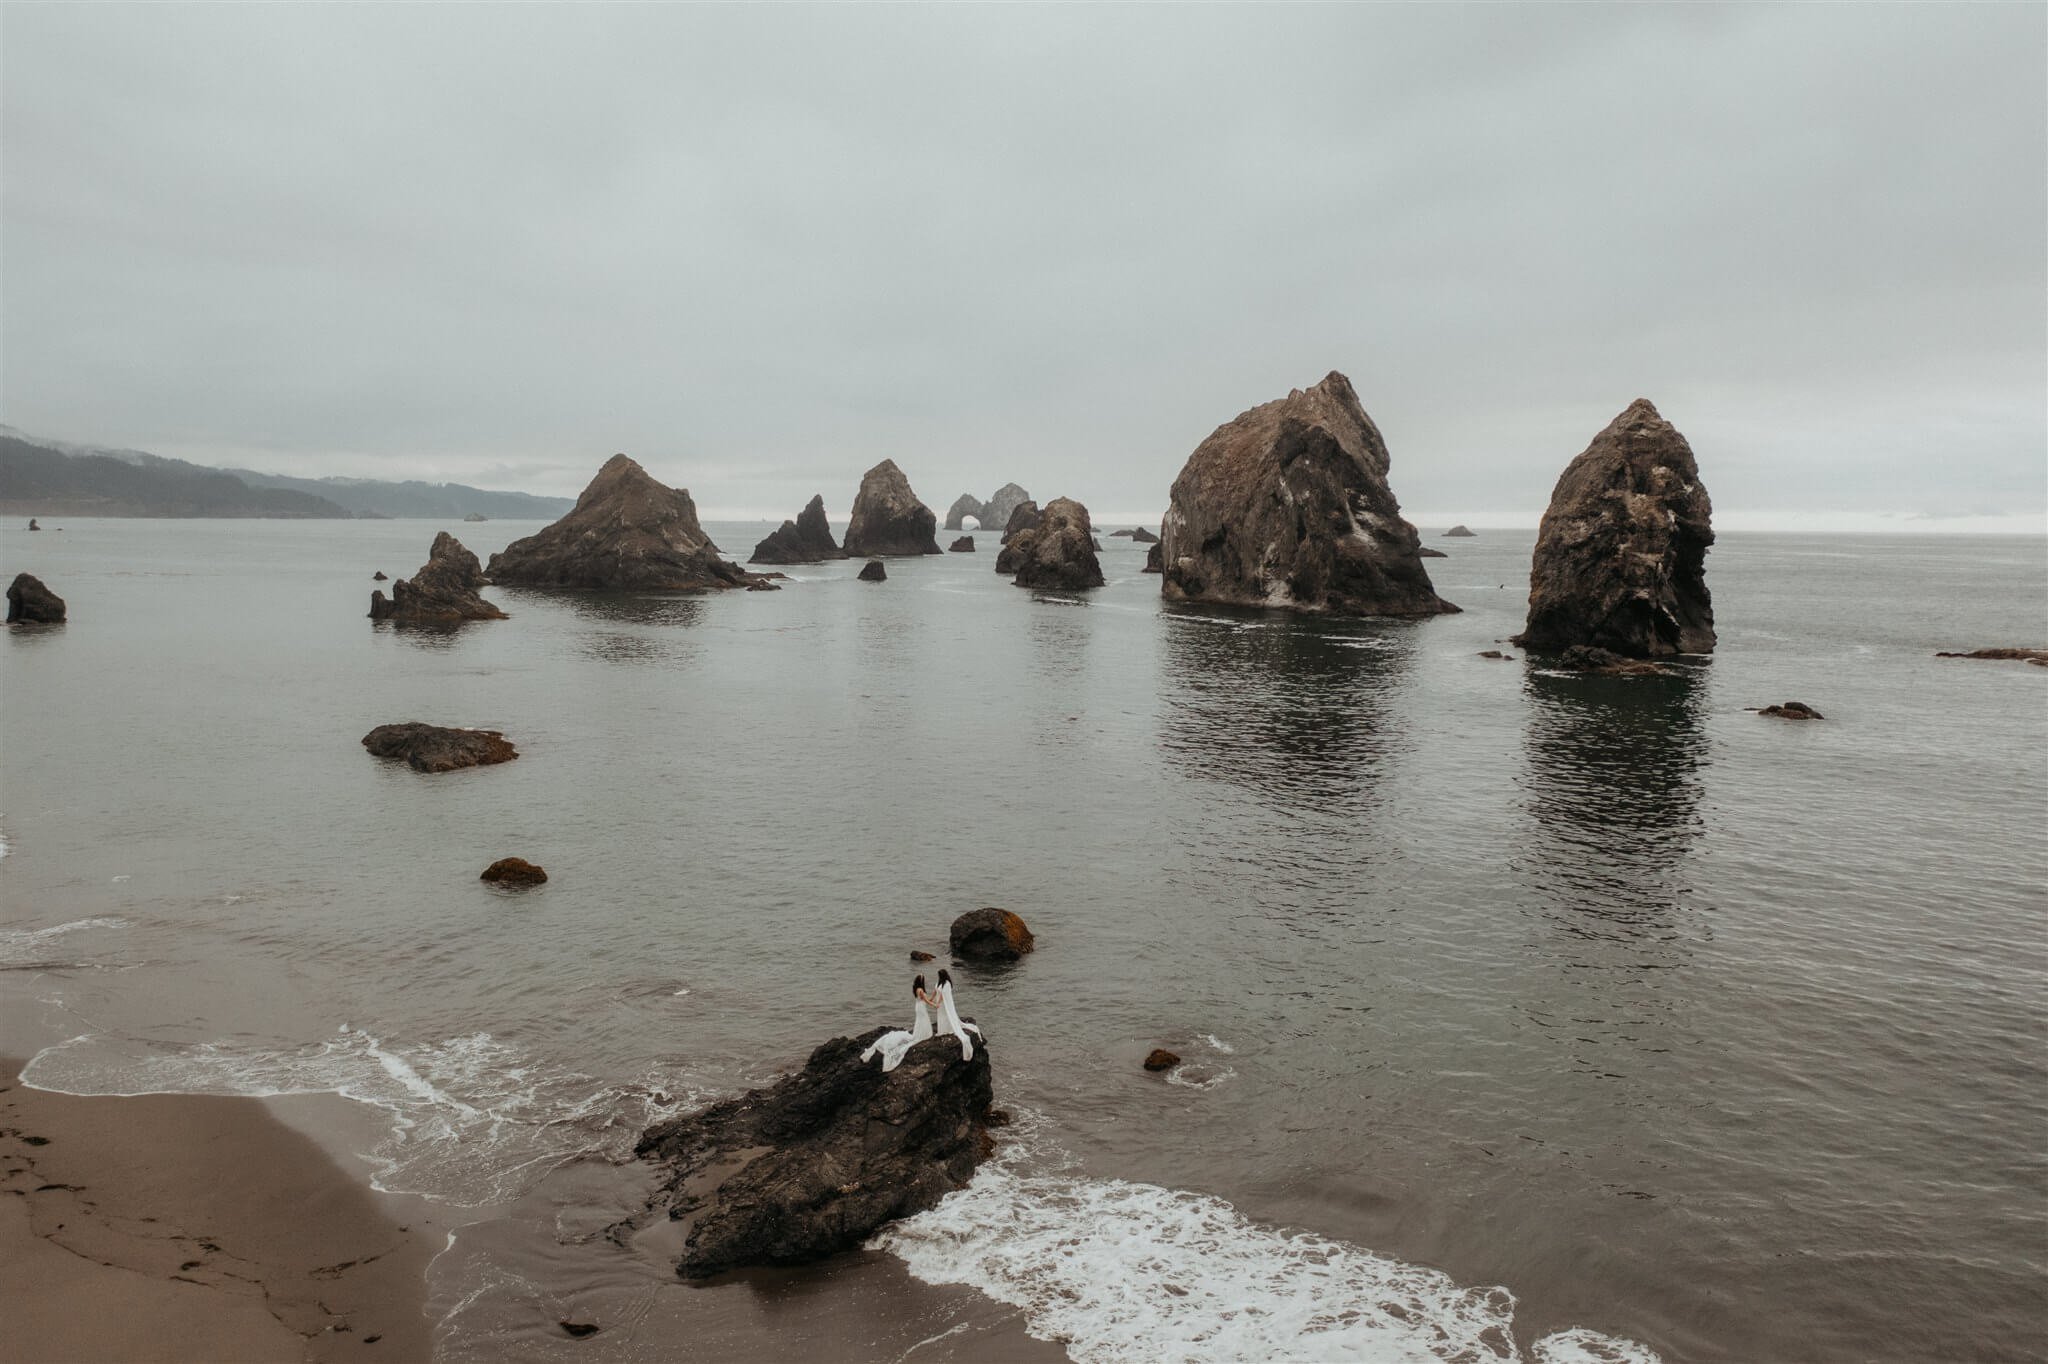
948 536 976 553
372 571 388 581
6 573 66 625
1554 645 1675 677
559 1321 600 1339
1477 650 1515 660
1759 701 1824 720
361 722 518 773
950 908 1035 961
1143 1049 1182 1072
857 559 888 582
481 857 549 886
909 950 935 962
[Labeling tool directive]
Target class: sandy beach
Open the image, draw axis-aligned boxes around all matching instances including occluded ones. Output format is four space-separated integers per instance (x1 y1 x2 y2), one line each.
1 1058 432 1364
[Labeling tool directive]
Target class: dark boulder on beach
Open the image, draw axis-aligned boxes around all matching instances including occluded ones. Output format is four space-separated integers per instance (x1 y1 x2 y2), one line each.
950 907 1035 961
749 494 847 565
5 572 65 625
948 536 976 553
361 722 518 773
1143 1049 1182 1073
628 1026 995 1279
943 494 986 531
1759 701 1824 720
843 460 941 557
487 454 757 591
1555 645 1676 677
1160 372 1457 618
481 857 549 886
1003 497 1105 591
1143 542 1163 574
1514 400 1715 658
369 532 505 623
857 558 888 582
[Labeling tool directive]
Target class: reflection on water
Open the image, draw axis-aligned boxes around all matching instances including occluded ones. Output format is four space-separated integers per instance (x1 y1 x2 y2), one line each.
557 593 709 628
371 619 470 650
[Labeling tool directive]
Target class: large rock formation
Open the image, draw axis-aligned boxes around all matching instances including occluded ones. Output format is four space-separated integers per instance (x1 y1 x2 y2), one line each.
950 908 1035 961
1513 400 1715 658
361 722 518 773
1001 497 1105 590
369 532 505 623
749 495 846 565
999 499 1041 543
6 572 65 624
981 483 1031 537
842 460 941 557
943 494 986 531
627 1028 994 1279
1159 372 1457 617
486 454 754 591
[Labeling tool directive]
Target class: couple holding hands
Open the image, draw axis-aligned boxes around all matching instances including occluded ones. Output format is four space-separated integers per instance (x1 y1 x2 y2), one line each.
860 969 981 1071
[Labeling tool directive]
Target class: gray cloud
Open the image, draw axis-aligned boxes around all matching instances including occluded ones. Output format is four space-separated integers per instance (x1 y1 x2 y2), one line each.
3 5 2041 527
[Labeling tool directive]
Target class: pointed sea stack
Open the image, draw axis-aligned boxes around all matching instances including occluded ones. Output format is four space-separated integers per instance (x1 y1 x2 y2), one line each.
1513 400 1715 658
1159 372 1456 617
370 532 505 623
843 460 940 557
750 495 847 565
486 455 753 591
1003 497 1104 590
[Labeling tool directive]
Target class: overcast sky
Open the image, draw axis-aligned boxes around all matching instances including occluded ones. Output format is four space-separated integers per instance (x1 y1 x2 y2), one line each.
4 5 2042 529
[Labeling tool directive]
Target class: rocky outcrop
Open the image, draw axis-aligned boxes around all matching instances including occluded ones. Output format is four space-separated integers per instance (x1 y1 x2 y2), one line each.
486 454 755 591
481 857 548 886
463 512 488 523
999 500 1041 543
943 494 986 531
948 536 976 553
361 723 518 773
372 571 388 581
1477 649 1516 660
369 532 506 623
5 572 65 624
1419 546 1447 558
1143 1049 1181 1073
1936 648 2048 667
1002 497 1105 590
1443 525 1476 537
982 484 1031 537
857 558 887 582
1129 527 1159 544
1514 400 1715 658
27 518 39 531
1159 372 1457 617
1554 645 1676 677
750 495 847 565
1144 543 1163 574
950 908 1034 961
1759 701 1824 720
627 1028 995 1279
843 460 940 557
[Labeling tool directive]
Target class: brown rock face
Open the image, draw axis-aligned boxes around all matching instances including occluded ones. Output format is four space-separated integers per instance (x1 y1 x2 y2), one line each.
1002 497 1105 591
857 558 888 582
843 460 940 557
480 857 549 886
361 723 518 773
949 908 1034 962
982 484 1032 536
999 500 1041 543
369 532 505 623
6 572 65 624
486 454 752 591
1159 372 1456 617
1143 542 1163 574
750 495 846 565
1143 1049 1182 1073
1514 400 1715 658
948 536 976 553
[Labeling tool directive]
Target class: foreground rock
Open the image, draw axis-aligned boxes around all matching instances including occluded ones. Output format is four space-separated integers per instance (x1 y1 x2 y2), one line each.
628 1029 994 1279
487 454 755 591
1514 400 1715 658
950 908 1034 961
361 723 518 773
1936 647 2048 667
857 558 888 582
1001 497 1105 590
1159 372 1457 617
949 536 976 553
750 495 847 565
369 532 506 623
1759 701 1824 720
943 494 987 531
843 460 941 557
480 857 548 886
5 572 65 624
1443 525 1477 537
1555 645 1676 677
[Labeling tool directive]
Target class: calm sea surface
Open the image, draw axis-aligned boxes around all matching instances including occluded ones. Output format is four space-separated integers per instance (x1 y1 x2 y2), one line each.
2 518 2043 1363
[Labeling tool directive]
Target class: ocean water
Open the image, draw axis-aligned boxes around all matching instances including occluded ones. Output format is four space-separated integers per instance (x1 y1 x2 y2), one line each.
2 517 2043 1363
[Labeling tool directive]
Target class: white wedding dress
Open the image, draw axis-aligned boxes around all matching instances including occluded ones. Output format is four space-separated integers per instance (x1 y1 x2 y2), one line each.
935 980 983 1061
860 993 936 1072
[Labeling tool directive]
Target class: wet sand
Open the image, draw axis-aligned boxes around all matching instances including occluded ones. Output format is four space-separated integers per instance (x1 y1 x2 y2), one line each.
0 1057 433 1363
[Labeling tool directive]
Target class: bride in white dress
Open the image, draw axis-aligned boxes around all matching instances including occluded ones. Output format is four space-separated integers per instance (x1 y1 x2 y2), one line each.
860 974 938 1072
933 969 983 1061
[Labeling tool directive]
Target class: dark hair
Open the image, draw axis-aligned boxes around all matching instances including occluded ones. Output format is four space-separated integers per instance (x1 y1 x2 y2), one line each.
913 974 927 994
937 969 952 988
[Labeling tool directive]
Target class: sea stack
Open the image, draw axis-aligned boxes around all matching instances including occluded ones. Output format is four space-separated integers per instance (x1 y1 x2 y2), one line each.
981 483 1032 538
842 460 941 557
943 494 987 531
5 572 65 624
1513 400 1715 658
1159 371 1456 617
369 532 506 623
999 500 1041 544
486 454 754 591
1001 497 1105 590
750 495 847 565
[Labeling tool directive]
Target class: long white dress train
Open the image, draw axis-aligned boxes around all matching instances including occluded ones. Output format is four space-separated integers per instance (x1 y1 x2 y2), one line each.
860 994 936 1072
935 981 983 1062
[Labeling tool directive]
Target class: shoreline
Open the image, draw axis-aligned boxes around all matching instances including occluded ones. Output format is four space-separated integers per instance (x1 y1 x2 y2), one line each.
1 1056 434 1363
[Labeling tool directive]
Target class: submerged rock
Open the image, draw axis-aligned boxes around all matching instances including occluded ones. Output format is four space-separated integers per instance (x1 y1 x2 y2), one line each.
1443 525 1477 537
843 460 941 557
949 536 976 553
480 857 549 886
1759 701 1824 720
5 572 65 624
1477 649 1515 660
1143 1049 1182 1073
1554 645 1676 677
1159 372 1457 617
1514 400 1715 658
628 1028 995 1279
950 908 1035 961
361 722 518 773
750 495 847 565
1935 648 2048 667
487 454 755 591
369 532 506 623
857 558 888 582
1003 497 1105 591
943 494 987 531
